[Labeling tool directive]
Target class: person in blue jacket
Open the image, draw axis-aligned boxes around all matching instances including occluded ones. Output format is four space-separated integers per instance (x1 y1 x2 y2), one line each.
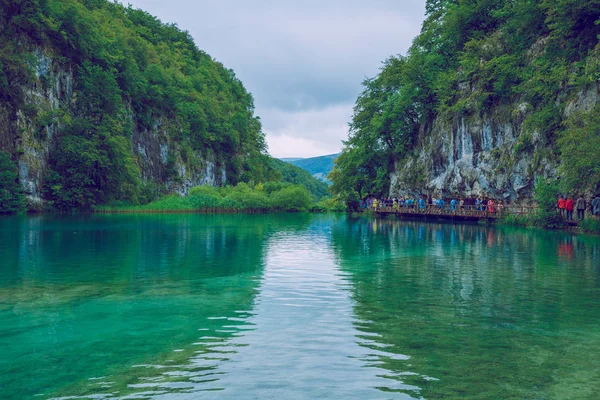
450 198 458 211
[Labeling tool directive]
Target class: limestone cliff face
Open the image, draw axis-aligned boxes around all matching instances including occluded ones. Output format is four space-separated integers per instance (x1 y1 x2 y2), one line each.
390 80 599 203
1 48 225 206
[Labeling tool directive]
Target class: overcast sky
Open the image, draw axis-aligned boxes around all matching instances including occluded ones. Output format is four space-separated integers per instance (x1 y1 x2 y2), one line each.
125 0 426 158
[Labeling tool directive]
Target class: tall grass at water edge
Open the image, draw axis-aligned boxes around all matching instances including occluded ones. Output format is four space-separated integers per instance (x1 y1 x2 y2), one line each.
579 217 600 234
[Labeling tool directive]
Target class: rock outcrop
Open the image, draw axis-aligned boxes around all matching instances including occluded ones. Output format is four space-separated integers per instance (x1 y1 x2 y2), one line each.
390 74 599 201
2 48 226 207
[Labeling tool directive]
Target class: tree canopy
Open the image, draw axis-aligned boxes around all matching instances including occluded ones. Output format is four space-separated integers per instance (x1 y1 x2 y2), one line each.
0 151 26 214
330 0 600 201
1 0 275 210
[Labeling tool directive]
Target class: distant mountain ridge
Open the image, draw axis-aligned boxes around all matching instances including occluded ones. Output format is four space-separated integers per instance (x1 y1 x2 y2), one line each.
280 157 304 162
281 153 340 185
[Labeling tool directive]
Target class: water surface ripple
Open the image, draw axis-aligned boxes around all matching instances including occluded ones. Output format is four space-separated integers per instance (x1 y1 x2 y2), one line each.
1 214 599 399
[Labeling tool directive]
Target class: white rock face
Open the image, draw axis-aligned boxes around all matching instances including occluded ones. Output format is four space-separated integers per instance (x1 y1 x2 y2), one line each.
6 47 227 205
390 85 600 201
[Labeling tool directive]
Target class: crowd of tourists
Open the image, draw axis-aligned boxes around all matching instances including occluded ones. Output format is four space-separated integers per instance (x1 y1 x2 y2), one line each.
363 193 600 222
362 196 504 214
557 194 600 221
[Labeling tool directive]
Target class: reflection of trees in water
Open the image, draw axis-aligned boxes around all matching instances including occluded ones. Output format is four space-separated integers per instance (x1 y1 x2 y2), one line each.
1 214 316 399
331 218 600 399
1 213 315 286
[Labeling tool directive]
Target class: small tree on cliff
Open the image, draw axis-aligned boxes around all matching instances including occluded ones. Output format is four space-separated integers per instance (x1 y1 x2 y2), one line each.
533 178 564 229
0 151 26 214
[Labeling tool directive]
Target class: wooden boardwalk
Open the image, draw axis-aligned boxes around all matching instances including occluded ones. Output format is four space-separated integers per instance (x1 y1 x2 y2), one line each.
369 205 537 222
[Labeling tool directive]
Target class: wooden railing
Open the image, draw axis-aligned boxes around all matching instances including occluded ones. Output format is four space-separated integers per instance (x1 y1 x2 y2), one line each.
367 204 538 219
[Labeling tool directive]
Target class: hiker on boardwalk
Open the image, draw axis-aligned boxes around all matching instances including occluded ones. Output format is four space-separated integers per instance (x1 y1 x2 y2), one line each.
436 198 445 212
450 198 458 212
557 196 566 217
576 196 586 221
418 197 426 210
459 199 465 212
565 197 574 221
487 199 495 213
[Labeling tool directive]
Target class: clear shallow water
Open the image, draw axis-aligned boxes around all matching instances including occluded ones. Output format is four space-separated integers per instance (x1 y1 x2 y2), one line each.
1 214 600 399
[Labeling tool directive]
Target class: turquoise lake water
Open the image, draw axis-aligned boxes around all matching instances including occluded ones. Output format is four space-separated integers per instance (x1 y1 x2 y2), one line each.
1 213 599 399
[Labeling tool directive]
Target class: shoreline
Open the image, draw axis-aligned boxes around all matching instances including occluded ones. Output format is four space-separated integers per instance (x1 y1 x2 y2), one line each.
4 209 598 235
360 209 600 235
93 208 270 214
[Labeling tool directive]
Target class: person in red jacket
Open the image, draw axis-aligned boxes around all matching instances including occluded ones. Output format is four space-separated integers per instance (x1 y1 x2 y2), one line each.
565 197 575 221
557 196 566 217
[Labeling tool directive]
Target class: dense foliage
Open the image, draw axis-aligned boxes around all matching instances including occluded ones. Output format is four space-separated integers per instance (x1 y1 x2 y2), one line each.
0 151 26 213
532 178 565 229
1 0 274 210
97 182 342 213
330 0 600 201
558 107 600 193
269 158 330 199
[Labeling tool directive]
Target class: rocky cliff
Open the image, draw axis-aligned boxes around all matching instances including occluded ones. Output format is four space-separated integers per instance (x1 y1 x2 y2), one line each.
332 2 600 205
391 83 599 202
387 17 600 202
1 1 268 210
3 49 227 207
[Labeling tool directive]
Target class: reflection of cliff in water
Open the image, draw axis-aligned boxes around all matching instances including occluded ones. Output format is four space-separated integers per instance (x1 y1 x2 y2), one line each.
331 217 600 399
0 214 299 399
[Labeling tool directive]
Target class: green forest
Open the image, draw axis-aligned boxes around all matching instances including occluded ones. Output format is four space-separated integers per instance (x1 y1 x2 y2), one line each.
0 0 331 212
330 0 600 204
284 153 340 184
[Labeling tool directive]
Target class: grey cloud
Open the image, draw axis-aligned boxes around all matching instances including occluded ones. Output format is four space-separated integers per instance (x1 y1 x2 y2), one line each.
263 104 352 157
125 0 426 156
128 0 424 109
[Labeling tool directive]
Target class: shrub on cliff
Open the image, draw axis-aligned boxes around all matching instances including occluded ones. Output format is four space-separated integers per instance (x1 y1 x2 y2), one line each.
559 107 600 194
330 0 600 202
0 151 26 214
533 178 565 229
1 0 273 210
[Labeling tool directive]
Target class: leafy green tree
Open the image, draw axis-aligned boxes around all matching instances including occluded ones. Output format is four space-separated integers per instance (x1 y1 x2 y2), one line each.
46 134 106 210
541 0 600 59
269 185 312 212
533 178 564 229
331 0 600 206
0 151 26 213
328 149 371 209
558 108 600 193
2 0 276 210
330 56 421 202
268 158 329 199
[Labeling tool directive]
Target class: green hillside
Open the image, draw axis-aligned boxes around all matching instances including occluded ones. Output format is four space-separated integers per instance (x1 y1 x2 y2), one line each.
330 0 600 202
270 158 330 199
284 153 339 184
0 0 278 211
